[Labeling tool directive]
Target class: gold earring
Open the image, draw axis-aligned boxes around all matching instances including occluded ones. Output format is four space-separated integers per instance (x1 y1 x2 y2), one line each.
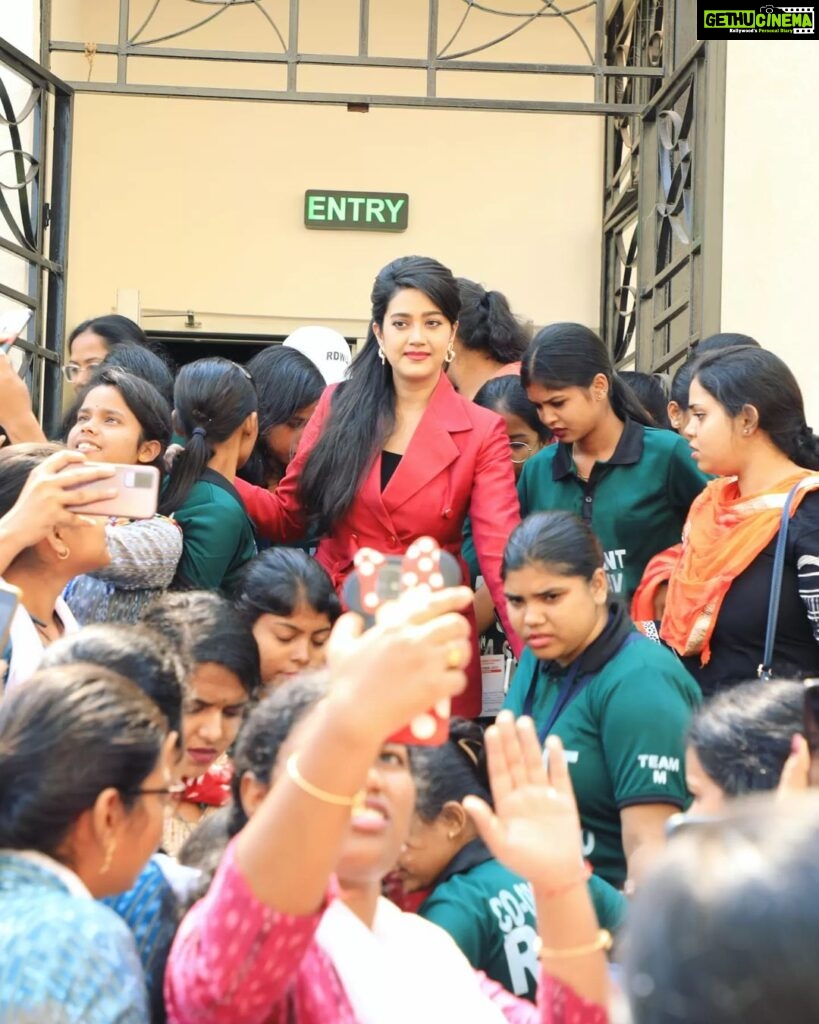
445 344 455 365
99 837 117 875
57 546 70 561
378 347 386 366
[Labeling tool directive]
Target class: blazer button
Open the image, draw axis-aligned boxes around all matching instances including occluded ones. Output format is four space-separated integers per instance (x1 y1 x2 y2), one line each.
389 535 398 547
442 508 453 519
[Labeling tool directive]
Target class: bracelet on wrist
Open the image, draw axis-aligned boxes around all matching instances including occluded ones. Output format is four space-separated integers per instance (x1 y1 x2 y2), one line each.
536 929 613 961
286 753 363 807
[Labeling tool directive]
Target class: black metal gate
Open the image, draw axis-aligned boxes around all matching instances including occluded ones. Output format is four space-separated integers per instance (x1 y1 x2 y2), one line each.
0 37 73 436
602 1 726 377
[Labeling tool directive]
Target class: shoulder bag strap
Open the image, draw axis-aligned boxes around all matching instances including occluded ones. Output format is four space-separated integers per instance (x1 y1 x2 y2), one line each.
759 482 803 680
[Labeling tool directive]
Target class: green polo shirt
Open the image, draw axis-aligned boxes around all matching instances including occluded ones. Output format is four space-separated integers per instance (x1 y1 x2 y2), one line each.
169 468 257 592
503 609 700 889
517 420 708 601
418 842 626 1002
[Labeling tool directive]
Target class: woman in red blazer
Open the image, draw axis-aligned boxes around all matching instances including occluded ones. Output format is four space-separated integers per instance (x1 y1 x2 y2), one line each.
234 255 521 716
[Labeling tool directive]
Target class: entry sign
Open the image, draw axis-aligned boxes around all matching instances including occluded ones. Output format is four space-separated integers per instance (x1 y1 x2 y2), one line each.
304 190 409 232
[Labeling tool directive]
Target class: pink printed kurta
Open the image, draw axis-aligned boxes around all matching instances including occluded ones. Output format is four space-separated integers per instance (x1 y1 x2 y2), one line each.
165 841 609 1024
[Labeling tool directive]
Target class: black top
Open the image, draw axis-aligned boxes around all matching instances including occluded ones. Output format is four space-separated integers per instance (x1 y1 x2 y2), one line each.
684 490 819 695
380 450 402 492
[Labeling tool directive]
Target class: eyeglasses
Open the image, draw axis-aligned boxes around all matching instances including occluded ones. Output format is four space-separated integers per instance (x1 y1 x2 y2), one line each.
122 782 186 806
62 360 103 383
510 440 534 464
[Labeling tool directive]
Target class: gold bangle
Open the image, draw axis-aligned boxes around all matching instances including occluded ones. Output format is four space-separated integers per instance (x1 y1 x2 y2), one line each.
285 753 361 807
535 929 613 961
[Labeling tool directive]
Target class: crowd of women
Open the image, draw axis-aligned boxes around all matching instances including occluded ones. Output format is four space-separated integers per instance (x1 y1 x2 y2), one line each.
1 252 819 1023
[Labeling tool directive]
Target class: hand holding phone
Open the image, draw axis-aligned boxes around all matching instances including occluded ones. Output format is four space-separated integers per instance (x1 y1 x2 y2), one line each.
63 462 160 519
0 308 33 349
342 537 463 745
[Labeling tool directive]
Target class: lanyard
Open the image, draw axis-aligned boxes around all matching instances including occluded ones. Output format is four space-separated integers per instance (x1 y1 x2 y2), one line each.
522 658 588 745
522 628 638 745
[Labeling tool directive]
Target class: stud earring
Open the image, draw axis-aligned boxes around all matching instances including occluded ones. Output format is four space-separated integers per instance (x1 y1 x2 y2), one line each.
378 347 386 366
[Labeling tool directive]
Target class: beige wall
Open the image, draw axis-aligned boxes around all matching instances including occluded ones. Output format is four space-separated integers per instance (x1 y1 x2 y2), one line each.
56 0 604 345
721 41 819 423
65 94 603 344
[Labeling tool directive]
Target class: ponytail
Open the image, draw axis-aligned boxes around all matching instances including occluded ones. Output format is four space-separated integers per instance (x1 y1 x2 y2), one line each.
456 278 530 364
522 323 654 429
158 357 257 516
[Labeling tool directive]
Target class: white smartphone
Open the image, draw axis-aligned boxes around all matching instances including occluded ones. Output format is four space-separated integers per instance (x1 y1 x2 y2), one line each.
0 308 33 346
64 463 160 519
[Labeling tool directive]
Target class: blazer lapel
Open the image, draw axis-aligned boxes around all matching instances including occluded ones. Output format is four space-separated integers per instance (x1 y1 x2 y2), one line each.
383 374 472 512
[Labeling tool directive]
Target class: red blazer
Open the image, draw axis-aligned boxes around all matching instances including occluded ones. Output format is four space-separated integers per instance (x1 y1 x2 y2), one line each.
234 373 522 717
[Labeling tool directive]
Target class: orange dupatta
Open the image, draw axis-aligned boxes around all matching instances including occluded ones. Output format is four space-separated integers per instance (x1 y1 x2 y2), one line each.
660 471 819 665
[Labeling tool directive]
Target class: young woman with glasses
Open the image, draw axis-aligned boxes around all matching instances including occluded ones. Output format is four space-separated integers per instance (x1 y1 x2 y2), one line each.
63 314 149 392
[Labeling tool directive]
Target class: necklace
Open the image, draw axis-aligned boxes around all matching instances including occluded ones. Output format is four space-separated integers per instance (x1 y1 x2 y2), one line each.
27 610 63 645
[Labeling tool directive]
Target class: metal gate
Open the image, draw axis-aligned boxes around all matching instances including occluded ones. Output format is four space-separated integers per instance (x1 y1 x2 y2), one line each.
0 37 73 436
602 0 726 377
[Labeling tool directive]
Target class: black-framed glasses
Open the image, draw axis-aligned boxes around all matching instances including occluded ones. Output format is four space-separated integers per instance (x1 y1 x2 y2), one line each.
510 440 534 464
62 360 103 383
122 782 185 806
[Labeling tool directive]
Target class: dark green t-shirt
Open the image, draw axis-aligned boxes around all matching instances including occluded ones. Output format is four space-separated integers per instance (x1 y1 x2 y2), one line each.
517 420 708 601
418 842 626 1002
503 611 701 888
168 468 257 592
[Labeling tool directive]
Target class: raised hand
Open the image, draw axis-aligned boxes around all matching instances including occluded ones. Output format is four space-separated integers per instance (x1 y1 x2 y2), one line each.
1 450 117 550
325 585 473 746
464 712 585 891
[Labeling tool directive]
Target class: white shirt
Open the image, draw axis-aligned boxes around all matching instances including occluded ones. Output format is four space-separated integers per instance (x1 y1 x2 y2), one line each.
1 583 80 693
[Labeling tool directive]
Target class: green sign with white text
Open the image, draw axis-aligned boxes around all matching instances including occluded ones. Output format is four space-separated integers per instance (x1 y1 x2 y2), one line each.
304 190 409 232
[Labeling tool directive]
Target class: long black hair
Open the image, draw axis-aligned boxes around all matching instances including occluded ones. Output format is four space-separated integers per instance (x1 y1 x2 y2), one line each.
0 663 167 859
691 345 819 470
239 346 325 487
502 511 603 581
65 366 172 471
234 548 341 629
455 278 530 363
297 256 461 533
521 323 653 428
158 357 257 516
473 375 552 443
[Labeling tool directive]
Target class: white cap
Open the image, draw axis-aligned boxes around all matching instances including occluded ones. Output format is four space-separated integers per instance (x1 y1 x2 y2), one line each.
282 326 351 385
